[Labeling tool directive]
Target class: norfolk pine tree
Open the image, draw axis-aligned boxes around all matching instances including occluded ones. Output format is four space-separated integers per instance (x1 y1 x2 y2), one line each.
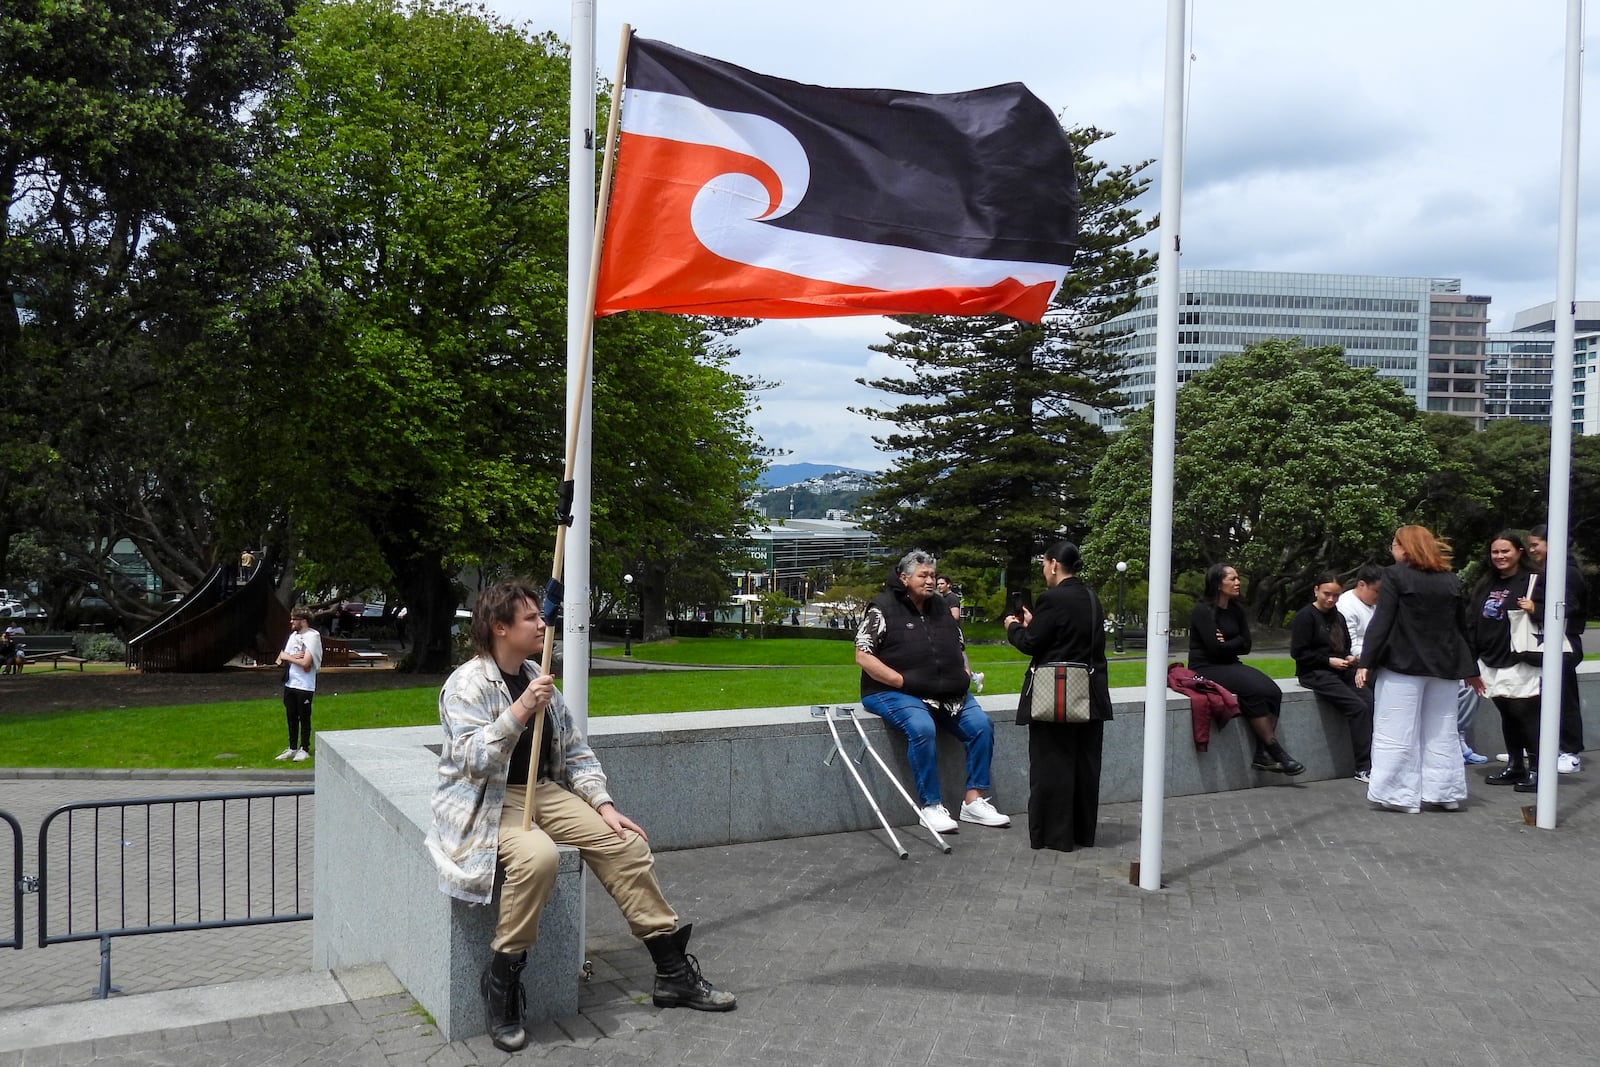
854 127 1155 592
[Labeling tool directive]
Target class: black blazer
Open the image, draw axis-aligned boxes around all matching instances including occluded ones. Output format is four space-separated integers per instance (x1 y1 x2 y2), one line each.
1360 563 1477 679
1005 576 1114 725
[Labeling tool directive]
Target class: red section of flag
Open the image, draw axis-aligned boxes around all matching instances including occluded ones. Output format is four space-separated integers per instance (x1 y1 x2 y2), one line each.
600 134 1055 320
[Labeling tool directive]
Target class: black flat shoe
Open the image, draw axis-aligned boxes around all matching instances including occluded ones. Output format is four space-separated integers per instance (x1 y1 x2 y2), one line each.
1513 772 1541 793
1486 768 1529 786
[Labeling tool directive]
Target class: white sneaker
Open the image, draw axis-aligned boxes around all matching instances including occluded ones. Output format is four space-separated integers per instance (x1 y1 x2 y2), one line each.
971 672 986 694
1558 752 1582 774
292 749 310 762
1495 753 1510 763
919 804 959 834
959 796 1011 828
274 748 296 761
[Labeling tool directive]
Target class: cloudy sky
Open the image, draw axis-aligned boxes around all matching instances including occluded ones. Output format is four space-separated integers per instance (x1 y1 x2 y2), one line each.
491 1 1598 471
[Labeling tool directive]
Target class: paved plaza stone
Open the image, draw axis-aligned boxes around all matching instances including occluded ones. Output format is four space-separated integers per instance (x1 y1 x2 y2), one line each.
2 768 1599 1065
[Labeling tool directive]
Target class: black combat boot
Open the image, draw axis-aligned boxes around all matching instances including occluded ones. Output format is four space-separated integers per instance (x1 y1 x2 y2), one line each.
1267 741 1305 776
644 924 737 1011
480 949 529 1051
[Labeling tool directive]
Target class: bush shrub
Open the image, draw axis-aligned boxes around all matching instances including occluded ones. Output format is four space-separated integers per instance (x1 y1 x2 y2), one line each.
83 634 126 661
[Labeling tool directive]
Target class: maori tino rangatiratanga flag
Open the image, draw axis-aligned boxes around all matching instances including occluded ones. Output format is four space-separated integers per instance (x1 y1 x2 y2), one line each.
595 37 1079 323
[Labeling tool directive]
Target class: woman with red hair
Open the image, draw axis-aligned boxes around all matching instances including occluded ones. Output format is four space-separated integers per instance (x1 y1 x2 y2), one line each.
1358 525 1484 813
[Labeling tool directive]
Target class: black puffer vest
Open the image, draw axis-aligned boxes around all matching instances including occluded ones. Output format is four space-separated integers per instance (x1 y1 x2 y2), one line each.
860 573 967 702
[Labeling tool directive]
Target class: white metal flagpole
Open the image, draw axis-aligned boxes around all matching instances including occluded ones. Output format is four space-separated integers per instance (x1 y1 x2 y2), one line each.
1137 0 1188 891
1533 0 1585 829
563 0 596 728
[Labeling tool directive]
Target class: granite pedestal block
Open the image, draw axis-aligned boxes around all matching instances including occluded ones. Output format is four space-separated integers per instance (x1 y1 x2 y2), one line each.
312 726 582 1040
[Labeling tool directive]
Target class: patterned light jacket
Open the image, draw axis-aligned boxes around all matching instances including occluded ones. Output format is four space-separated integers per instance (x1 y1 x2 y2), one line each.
424 655 614 904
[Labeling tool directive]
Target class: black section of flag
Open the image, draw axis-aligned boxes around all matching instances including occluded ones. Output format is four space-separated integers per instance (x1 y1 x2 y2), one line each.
627 37 1079 270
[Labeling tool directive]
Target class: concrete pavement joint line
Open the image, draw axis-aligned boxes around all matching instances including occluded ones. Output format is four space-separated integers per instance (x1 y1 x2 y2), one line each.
0 965 399 1053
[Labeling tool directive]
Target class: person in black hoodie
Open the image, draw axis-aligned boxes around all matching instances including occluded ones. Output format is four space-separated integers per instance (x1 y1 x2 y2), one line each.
856 549 1009 835
1527 524 1586 772
1289 573 1373 782
1003 540 1113 851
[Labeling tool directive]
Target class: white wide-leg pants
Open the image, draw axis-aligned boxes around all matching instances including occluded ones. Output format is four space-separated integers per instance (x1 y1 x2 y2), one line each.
1368 670 1468 809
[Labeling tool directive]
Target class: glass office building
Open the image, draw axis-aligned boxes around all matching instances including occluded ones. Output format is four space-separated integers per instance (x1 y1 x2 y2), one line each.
1095 269 1490 429
1483 301 1600 434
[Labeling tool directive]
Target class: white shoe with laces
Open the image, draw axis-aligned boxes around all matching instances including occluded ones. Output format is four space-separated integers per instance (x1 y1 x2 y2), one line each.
919 804 959 834
274 748 296 761
1558 752 1582 774
959 796 1011 828
292 749 310 762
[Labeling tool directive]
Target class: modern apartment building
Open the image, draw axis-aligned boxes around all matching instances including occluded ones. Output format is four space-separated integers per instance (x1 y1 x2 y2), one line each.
1483 301 1600 433
1096 269 1491 428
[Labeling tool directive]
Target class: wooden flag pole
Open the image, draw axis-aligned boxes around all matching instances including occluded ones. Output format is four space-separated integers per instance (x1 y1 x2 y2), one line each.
522 24 634 831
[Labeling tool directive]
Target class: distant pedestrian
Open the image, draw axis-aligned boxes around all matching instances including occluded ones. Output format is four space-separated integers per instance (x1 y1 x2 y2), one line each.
935 575 962 621
275 607 323 761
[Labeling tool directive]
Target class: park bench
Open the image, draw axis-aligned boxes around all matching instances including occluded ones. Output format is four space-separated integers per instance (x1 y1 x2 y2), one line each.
12 635 87 671
321 637 391 667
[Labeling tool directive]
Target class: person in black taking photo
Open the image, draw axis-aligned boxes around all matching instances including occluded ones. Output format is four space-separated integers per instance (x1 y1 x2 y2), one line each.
856 549 1010 835
1003 540 1113 852
1189 563 1304 776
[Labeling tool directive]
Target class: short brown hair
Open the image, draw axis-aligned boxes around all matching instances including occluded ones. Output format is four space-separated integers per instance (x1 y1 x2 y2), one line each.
470 582 542 656
289 607 313 623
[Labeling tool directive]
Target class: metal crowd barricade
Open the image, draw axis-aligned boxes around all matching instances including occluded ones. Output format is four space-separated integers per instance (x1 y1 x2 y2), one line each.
3 810 22 950
36 789 313 997
820 704 951 858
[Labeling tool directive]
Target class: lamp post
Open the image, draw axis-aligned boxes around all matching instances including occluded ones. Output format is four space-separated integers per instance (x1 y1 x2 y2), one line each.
622 573 634 656
1114 561 1129 655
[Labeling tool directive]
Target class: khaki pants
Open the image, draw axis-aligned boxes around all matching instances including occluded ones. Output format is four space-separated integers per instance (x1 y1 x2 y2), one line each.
493 781 677 953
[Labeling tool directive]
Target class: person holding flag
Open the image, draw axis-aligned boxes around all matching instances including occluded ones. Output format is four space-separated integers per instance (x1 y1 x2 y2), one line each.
425 582 735 1053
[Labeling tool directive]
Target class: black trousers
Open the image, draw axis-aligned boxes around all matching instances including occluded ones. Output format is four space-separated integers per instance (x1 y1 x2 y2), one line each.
1493 695 1540 762
283 687 314 750
1560 638 1584 754
1298 669 1374 772
1027 720 1105 852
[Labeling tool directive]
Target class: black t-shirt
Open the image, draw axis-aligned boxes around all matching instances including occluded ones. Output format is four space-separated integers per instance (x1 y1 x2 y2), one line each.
502 669 553 787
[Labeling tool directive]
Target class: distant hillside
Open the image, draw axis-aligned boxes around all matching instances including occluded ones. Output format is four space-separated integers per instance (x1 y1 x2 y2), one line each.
754 468 876 521
758 463 875 489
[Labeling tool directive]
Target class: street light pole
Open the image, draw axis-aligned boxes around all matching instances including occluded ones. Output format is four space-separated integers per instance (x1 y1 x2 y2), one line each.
622 573 634 657
1115 561 1128 655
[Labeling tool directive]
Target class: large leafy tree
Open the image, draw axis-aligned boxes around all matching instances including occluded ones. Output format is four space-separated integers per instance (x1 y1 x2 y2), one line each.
0 0 297 625
588 314 765 640
854 127 1155 592
1085 340 1439 620
260 0 762 667
1420 414 1600 583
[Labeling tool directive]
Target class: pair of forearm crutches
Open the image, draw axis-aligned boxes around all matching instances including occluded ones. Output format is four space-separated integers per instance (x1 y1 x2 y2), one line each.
820 705 952 858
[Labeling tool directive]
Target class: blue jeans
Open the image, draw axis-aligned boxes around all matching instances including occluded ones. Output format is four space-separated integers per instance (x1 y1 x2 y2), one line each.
860 691 994 807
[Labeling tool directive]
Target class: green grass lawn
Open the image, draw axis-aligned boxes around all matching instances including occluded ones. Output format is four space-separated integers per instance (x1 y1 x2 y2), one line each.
2 640 1301 770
